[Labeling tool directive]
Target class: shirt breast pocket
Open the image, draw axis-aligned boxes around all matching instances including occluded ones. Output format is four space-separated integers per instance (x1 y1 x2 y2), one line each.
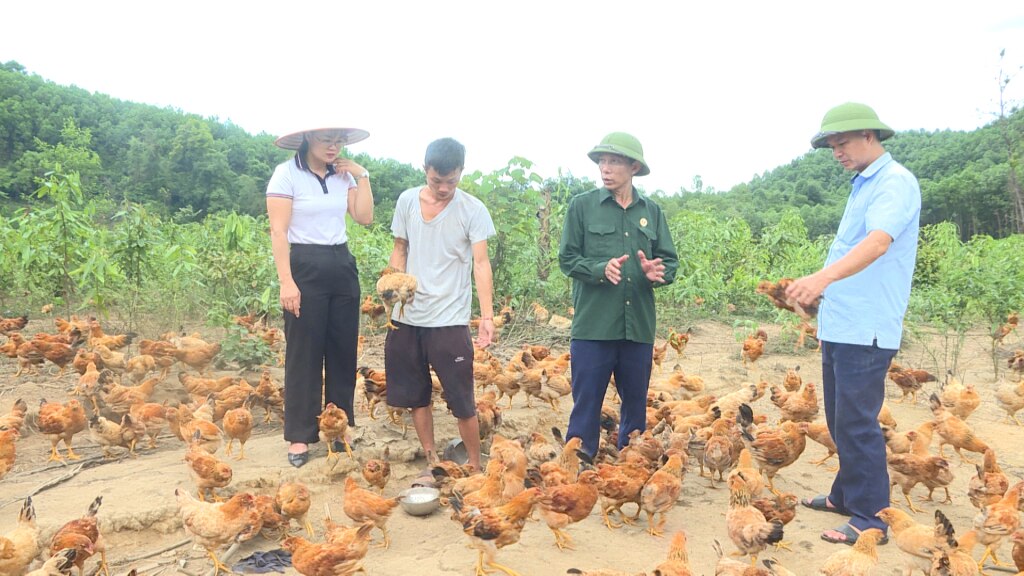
636 223 658 253
585 223 618 256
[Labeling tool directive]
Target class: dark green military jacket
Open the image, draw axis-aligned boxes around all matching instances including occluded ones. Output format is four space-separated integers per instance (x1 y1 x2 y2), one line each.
558 187 678 344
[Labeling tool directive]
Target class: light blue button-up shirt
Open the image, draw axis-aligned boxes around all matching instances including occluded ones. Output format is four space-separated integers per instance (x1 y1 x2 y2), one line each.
818 152 921 349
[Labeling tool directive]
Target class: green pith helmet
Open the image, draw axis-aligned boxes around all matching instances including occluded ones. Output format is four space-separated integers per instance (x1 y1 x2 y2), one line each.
811 102 894 149
588 132 650 176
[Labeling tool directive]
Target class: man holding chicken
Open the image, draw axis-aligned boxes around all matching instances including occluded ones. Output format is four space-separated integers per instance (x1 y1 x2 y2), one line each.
787 103 921 546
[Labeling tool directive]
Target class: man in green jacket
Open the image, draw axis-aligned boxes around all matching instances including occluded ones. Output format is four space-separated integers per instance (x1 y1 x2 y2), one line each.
558 132 679 457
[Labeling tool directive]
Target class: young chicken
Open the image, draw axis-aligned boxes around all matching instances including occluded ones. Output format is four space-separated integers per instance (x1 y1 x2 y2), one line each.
0 398 28 435
817 527 885 575
650 530 693 576
274 481 313 537
712 539 761 576
128 401 168 450
973 481 1023 570
640 454 685 537
797 421 837 469
727 448 765 499
886 451 954 512
0 428 17 481
0 315 28 335
172 342 221 374
1012 529 1024 573
782 366 802 393
769 382 819 423
667 328 691 358
123 354 156 383
968 449 1010 511
38 399 88 461
48 496 107 576
594 461 651 529
536 469 601 550
755 279 820 320
185 433 233 502
360 446 391 495
281 536 364 576
222 401 254 460
930 393 989 465
318 402 353 459
88 414 145 458
726 471 784 565
375 267 418 330
475 391 503 441
100 374 162 416
931 510 980 576
739 409 806 494
652 340 670 373
175 489 261 576
877 507 941 575
449 487 543 576
342 476 399 549
703 419 736 488
0 498 41 576
741 329 768 368
252 369 284 423
995 377 1024 426
25 548 77 576
750 493 799 551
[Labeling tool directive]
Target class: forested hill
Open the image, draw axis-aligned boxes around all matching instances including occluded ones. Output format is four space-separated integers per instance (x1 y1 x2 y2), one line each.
0 61 423 217
2 60 1022 240
666 109 1024 240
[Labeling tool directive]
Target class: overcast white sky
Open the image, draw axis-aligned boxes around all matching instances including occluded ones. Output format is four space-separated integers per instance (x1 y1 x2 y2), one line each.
2 2 1023 193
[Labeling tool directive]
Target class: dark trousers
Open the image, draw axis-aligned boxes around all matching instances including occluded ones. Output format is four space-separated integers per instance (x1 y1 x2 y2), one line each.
821 340 896 533
566 339 653 457
283 243 361 444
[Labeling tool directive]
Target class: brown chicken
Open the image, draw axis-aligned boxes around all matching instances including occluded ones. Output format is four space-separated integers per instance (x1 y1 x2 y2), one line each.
0 315 28 335
19 339 79 376
321 513 374 562
797 421 837 469
475 391 503 441
0 427 17 480
222 401 254 460
537 469 601 550
1012 529 1024 573
728 448 765 499
86 321 133 351
703 419 737 488
167 405 223 453
361 446 391 494
939 372 982 420
122 354 155 383
375 267 418 330
173 342 221 374
745 327 770 366
652 340 670 373
128 401 168 450
726 471 785 565
185 433 233 501
877 506 943 575
318 402 353 459
88 414 145 458
38 399 88 461
252 495 290 541
253 369 284 423
449 487 543 576
712 539 766 576
818 527 885 575
26 548 77 576
101 375 162 416
887 450 954 513
931 510 980 576
272 481 313 537
342 476 399 548
529 301 551 323
359 294 387 326
930 393 989 464
0 332 25 359
756 279 820 320
887 361 937 403
769 382 819 423
739 406 806 493
0 398 28 435
0 498 40 576
667 327 691 358
640 454 685 537
750 492 798 551
992 312 1020 344
91 345 126 373
973 481 1023 570
49 496 107 576
282 536 364 576
175 489 261 576
594 460 651 529
968 449 1010 511
995 377 1024 426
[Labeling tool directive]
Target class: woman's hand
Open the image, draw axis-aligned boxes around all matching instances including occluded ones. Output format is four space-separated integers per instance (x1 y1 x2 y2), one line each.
280 280 302 317
334 158 367 178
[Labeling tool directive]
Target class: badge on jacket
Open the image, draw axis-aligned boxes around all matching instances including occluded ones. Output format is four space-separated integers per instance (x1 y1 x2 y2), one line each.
640 217 648 227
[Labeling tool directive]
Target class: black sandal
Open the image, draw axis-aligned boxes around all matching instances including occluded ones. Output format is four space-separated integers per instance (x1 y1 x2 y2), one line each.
801 495 850 516
288 452 310 468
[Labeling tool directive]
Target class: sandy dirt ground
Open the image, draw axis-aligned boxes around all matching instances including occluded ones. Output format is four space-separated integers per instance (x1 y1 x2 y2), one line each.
1 317 1022 576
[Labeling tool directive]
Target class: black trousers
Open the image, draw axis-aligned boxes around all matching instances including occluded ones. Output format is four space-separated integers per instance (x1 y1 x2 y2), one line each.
283 243 360 444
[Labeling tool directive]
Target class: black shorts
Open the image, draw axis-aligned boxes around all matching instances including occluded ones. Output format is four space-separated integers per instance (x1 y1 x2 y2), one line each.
384 322 475 419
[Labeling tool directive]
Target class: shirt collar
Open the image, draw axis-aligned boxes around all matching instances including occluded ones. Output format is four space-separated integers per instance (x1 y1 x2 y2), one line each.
294 153 337 175
599 186 646 207
852 151 892 183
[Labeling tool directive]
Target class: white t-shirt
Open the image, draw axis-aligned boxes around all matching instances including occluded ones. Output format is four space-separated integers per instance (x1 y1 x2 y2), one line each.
391 188 496 327
266 156 357 245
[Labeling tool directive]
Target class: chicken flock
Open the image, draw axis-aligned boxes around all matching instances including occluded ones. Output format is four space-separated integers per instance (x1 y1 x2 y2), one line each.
0 293 1022 576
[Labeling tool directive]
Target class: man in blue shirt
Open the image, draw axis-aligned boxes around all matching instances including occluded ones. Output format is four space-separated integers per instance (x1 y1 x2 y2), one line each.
787 102 921 546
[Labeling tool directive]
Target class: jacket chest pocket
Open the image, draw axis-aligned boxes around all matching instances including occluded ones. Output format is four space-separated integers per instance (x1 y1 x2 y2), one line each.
585 223 619 256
